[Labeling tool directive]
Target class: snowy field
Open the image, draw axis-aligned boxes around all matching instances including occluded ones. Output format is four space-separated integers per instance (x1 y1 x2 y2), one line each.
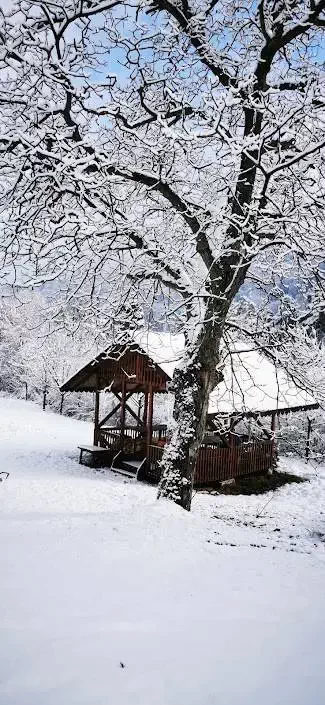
1 395 325 705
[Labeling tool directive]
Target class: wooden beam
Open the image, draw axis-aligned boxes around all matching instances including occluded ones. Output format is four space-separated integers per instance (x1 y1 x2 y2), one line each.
124 402 145 426
143 389 149 425
98 387 143 428
98 390 137 427
147 384 154 450
112 390 145 426
305 416 312 462
270 412 277 470
98 401 121 427
94 391 100 446
120 378 126 450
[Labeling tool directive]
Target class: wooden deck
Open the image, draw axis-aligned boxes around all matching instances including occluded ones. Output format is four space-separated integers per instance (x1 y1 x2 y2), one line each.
85 425 275 486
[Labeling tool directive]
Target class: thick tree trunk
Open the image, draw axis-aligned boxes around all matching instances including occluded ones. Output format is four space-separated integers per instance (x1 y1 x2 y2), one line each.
157 319 222 511
157 97 262 513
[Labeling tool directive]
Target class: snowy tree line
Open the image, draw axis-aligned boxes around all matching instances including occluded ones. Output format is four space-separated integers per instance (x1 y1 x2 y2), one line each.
0 290 173 424
0 292 96 419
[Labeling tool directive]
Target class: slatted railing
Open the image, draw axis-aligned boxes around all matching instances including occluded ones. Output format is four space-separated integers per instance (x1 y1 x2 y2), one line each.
145 441 274 486
194 442 273 485
99 426 146 455
146 444 165 483
99 425 167 454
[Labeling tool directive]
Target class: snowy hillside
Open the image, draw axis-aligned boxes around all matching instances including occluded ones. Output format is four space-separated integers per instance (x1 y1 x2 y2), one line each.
1 395 325 705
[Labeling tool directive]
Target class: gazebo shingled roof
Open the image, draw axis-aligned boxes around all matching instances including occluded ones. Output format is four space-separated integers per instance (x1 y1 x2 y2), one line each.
60 342 171 394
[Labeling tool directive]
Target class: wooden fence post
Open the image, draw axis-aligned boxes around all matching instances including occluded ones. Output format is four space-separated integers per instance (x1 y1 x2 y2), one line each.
94 391 100 446
147 385 154 452
120 378 126 451
305 417 312 462
270 412 278 471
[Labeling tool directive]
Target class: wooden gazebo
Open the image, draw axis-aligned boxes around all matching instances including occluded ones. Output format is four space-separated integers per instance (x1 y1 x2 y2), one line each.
60 342 171 477
61 336 319 486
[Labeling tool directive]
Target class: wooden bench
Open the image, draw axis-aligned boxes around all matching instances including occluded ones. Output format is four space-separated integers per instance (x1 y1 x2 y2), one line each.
78 445 113 468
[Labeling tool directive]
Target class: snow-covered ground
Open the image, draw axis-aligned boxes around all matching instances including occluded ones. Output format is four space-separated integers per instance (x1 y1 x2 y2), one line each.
1 395 325 705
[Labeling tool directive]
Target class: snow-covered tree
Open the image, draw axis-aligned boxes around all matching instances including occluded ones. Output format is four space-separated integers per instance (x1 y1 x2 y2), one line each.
0 291 97 417
0 1 325 508
0 297 28 396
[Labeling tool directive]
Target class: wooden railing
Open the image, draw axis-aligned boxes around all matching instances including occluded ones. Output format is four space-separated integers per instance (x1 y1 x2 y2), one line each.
98 424 167 456
97 425 274 486
194 441 273 485
146 444 165 483
145 441 274 486
99 426 145 455
151 425 167 443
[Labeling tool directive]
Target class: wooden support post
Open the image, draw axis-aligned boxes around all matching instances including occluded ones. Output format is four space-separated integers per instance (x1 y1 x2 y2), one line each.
94 391 100 446
270 412 277 471
120 378 126 451
143 389 148 426
305 416 312 462
60 393 64 415
147 385 154 452
137 394 143 422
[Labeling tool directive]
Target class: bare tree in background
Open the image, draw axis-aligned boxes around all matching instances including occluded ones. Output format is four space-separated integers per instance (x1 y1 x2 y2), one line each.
0 1 325 508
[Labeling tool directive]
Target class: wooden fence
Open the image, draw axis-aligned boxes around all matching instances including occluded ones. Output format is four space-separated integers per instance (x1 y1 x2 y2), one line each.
146 441 274 486
99 425 167 456
99 426 144 454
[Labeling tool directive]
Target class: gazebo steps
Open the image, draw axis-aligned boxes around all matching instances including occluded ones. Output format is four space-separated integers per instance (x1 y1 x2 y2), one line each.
111 466 138 479
111 457 147 479
122 459 143 471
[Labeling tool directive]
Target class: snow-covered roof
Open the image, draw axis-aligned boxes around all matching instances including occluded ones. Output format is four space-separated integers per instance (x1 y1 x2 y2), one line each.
208 349 316 416
134 331 317 416
134 331 184 380
61 329 317 415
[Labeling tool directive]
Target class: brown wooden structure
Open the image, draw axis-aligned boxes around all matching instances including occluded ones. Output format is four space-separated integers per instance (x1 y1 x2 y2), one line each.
61 342 318 486
61 343 171 478
146 440 274 486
